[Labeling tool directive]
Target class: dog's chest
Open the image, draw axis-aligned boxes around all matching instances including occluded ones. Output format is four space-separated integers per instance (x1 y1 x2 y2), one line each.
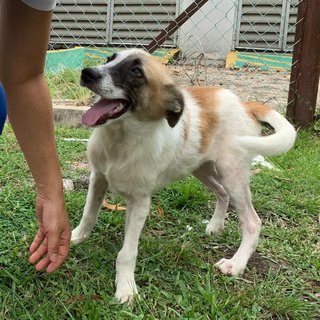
106 153 157 196
89 132 201 197
89 133 164 195
108 152 201 196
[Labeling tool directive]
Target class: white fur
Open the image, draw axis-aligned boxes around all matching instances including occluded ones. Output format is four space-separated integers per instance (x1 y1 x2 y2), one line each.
71 49 296 303
237 110 297 156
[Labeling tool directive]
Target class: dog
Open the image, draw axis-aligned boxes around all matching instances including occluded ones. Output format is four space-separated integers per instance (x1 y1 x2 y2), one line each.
71 49 296 303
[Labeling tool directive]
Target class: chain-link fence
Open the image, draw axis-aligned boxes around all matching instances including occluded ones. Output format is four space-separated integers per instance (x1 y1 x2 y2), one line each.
47 0 319 116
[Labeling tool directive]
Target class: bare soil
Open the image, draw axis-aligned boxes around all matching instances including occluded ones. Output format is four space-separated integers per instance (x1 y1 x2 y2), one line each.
168 65 293 112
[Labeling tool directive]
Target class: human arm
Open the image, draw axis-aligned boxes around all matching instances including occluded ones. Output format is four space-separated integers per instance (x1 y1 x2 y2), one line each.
0 0 70 272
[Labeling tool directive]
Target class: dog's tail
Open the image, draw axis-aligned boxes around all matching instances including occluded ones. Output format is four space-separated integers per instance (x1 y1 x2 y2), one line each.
238 102 296 156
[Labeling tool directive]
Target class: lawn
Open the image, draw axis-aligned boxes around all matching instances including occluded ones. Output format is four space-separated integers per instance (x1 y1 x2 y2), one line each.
46 70 92 103
0 124 319 319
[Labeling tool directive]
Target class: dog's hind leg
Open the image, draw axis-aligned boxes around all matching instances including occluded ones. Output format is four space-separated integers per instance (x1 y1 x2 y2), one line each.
214 159 262 276
115 196 151 303
193 161 229 236
71 171 108 244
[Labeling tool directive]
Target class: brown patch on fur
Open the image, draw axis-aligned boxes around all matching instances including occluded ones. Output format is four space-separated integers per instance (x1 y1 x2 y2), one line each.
127 53 184 127
136 54 173 122
244 101 270 122
187 87 220 153
183 109 190 143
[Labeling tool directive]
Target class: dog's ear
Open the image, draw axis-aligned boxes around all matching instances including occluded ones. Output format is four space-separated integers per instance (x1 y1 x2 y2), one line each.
165 84 184 128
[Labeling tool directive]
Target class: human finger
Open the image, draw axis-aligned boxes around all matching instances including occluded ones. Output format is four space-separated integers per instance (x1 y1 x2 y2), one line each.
29 238 48 264
46 228 62 265
46 244 69 273
35 255 51 272
47 229 70 273
29 229 45 254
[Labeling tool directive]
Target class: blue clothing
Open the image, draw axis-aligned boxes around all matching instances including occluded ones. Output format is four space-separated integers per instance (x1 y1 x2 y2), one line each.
0 82 7 135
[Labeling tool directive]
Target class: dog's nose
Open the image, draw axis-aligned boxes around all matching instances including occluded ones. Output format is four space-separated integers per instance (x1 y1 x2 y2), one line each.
81 68 102 83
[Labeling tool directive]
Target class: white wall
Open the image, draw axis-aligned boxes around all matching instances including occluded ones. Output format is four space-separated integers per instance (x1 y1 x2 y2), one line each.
178 0 236 58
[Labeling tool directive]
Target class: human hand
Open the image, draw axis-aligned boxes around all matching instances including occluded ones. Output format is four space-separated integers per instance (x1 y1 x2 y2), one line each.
29 195 71 273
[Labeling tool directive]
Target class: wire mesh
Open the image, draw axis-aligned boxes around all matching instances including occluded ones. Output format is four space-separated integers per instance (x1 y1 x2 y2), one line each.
47 0 317 113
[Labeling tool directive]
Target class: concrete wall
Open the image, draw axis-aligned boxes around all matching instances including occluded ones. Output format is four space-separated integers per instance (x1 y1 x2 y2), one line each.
178 0 237 58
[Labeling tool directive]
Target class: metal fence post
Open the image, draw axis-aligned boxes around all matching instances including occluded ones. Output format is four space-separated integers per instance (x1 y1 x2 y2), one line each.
287 0 320 127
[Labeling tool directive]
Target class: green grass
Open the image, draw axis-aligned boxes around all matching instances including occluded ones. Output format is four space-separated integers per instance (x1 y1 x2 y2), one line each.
46 70 93 103
0 124 319 319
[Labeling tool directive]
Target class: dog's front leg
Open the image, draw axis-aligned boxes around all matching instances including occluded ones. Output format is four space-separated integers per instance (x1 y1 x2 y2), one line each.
71 171 108 244
115 196 151 303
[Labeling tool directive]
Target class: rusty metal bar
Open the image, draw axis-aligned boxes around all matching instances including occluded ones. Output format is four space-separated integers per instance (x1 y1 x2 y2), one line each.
145 0 209 54
287 0 320 127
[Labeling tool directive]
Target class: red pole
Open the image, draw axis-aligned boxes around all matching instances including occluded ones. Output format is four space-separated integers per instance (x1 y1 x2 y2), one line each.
287 0 320 127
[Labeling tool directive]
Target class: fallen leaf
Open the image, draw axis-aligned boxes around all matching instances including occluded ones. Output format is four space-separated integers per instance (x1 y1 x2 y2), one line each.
102 199 126 211
252 168 262 175
157 203 165 216
278 219 288 229
150 229 166 236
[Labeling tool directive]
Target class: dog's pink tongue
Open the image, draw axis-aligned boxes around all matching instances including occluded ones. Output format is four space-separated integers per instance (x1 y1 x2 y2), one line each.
82 99 120 126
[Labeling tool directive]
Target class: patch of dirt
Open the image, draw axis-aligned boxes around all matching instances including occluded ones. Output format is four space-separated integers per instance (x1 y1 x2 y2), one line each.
167 65 293 112
247 251 283 275
70 162 88 171
209 248 285 277
73 175 90 190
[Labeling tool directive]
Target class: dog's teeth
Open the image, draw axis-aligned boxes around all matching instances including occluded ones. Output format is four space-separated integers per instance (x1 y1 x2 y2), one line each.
115 104 124 112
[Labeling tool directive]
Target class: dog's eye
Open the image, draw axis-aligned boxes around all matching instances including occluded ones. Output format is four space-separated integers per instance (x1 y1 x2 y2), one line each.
130 66 143 78
106 53 117 63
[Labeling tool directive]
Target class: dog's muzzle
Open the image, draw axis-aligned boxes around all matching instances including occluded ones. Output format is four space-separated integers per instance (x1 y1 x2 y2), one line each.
81 68 102 85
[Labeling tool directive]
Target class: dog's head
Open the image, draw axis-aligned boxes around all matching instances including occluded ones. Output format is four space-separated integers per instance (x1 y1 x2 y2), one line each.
81 49 184 128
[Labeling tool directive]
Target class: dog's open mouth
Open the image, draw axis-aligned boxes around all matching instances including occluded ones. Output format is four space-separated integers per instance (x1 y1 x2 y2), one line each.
82 98 129 126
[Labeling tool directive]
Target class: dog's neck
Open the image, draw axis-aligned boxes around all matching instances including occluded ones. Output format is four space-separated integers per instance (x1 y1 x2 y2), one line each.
101 116 171 136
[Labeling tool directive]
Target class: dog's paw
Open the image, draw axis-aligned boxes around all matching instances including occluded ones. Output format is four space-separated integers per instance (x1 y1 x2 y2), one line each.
206 221 224 236
71 227 91 244
214 258 245 276
115 275 138 304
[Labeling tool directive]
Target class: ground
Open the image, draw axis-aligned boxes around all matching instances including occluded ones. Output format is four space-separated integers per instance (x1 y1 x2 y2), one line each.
168 66 292 111
0 123 319 319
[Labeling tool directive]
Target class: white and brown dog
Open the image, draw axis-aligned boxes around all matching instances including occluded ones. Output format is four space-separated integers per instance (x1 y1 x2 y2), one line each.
71 49 296 303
